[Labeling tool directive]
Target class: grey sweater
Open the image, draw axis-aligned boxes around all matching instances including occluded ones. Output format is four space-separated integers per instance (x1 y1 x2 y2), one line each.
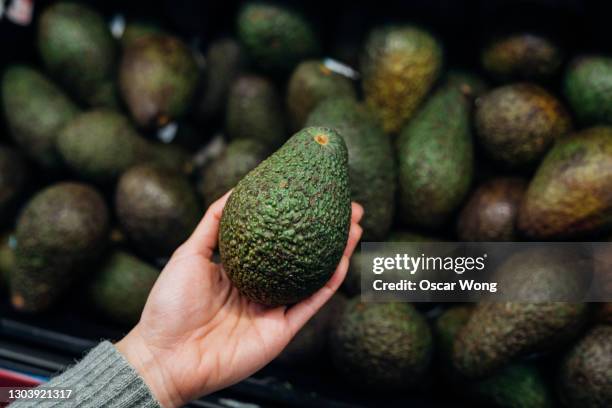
9 341 162 408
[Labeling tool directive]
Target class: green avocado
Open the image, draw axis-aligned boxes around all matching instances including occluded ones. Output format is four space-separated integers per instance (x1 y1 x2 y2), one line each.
397 86 474 229
564 56 612 125
0 146 28 224
219 127 351 306
225 75 285 148
287 60 356 130
12 183 109 312
37 2 117 108
306 97 395 240
237 2 319 72
475 83 572 168
115 164 201 258
119 34 199 128
1 65 79 168
559 325 612 407
518 126 612 239
90 251 159 326
361 25 443 134
330 299 433 391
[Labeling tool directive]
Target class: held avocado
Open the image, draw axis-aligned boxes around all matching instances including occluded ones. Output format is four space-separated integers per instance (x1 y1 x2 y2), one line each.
219 127 351 306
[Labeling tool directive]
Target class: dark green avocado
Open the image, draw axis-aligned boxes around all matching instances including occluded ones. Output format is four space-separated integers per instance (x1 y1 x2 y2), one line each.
564 56 612 126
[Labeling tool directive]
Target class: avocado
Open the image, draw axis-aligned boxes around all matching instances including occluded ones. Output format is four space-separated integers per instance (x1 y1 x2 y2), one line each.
121 20 165 48
57 110 151 182
443 69 489 99
397 86 474 229
306 98 395 240
475 83 572 169
564 56 612 126
12 183 109 312
361 25 443 134
149 142 193 175
287 60 356 130
518 126 612 239
457 178 527 241
0 146 28 224
219 127 351 306
559 325 612 407
481 33 562 82
330 299 433 391
90 251 159 326
237 2 319 72
115 164 201 258
225 75 285 148
1 65 79 168
276 293 347 365
37 2 117 108
119 33 199 128
197 139 268 207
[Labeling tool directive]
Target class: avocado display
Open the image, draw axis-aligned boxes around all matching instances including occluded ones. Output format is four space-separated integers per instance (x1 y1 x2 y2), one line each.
219 127 350 306
564 56 612 125
287 60 356 130
119 33 199 128
115 164 201 258
1 65 79 168
481 33 562 82
361 25 443 134
237 2 319 72
518 126 612 239
225 74 285 148
12 183 109 312
0 146 28 224
397 86 473 229
475 83 572 168
37 2 117 108
198 139 268 207
443 69 489 99
559 325 612 408
457 177 527 241
330 299 433 391
306 97 395 240
90 251 159 326
57 110 151 182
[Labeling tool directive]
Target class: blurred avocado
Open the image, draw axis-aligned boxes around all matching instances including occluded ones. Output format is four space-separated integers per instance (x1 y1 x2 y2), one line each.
0 146 28 224
287 60 356 130
237 2 319 72
1 65 79 168
361 25 443 134
12 183 109 312
121 20 165 48
150 142 193 175
37 2 118 108
119 33 199 128
443 69 489 99
115 164 201 258
564 56 612 126
475 83 572 169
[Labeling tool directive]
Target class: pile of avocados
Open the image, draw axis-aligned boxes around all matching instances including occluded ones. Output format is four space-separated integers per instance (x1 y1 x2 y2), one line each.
1 1 611 407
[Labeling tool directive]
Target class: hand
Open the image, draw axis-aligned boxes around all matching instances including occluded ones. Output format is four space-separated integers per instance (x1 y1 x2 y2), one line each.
116 192 363 408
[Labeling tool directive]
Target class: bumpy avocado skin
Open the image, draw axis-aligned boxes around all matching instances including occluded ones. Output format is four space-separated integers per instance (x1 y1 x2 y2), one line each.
0 147 28 224
287 60 356 130
57 110 151 182
482 33 562 82
564 56 612 125
475 83 571 168
361 25 442 134
1 66 79 168
397 87 474 229
457 177 527 241
219 127 351 306
443 69 489 99
518 126 612 239
306 98 395 240
330 300 433 391
120 34 199 128
237 2 319 72
90 251 159 326
37 2 117 108
226 75 285 148
198 139 268 207
560 325 612 408
115 164 201 258
12 183 109 312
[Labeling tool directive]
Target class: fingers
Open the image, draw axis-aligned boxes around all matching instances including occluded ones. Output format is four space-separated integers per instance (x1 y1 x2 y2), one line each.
351 202 364 224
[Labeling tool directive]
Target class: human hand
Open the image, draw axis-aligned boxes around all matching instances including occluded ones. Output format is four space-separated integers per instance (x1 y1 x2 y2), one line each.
116 192 363 408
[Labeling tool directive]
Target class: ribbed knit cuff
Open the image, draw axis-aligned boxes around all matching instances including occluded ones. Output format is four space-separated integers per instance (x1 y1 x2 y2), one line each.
10 341 162 408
